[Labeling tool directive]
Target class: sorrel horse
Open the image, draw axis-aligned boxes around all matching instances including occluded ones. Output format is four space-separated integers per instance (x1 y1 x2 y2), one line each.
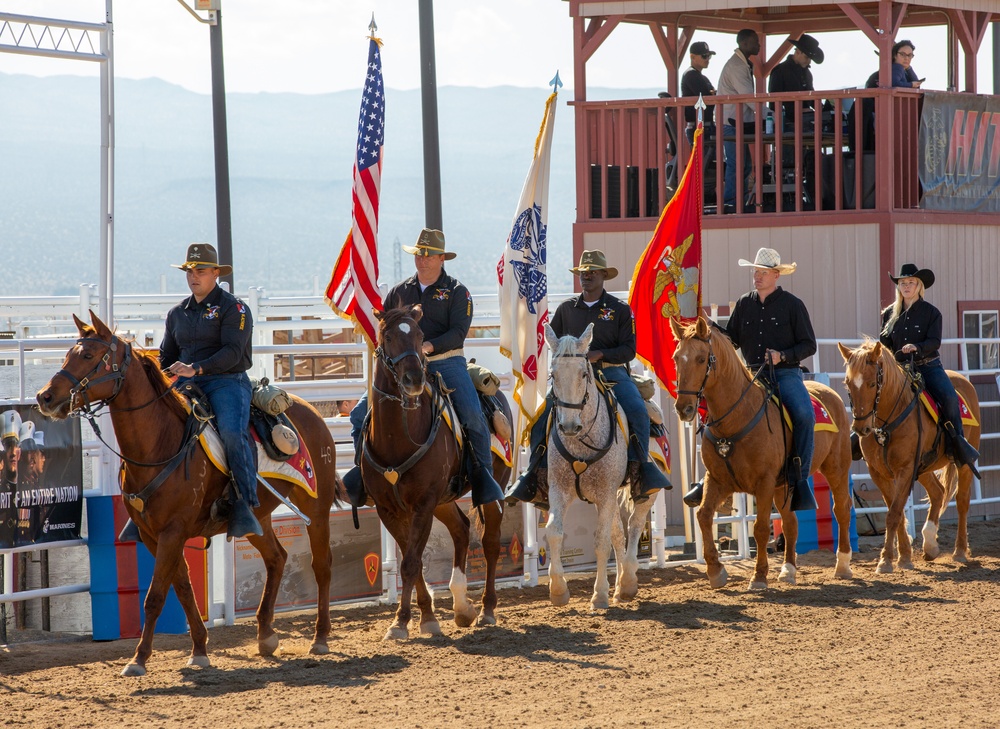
36 312 342 676
544 323 653 610
362 305 509 640
838 340 980 572
671 317 854 589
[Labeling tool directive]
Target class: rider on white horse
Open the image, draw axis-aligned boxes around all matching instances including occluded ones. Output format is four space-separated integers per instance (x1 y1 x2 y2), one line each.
505 249 672 508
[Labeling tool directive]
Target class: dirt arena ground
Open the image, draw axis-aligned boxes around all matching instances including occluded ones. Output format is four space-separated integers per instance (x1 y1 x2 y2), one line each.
4 520 1000 728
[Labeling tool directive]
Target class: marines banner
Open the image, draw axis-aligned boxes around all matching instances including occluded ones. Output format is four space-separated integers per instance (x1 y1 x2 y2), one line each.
498 87 558 432
0 405 83 549
919 91 1000 212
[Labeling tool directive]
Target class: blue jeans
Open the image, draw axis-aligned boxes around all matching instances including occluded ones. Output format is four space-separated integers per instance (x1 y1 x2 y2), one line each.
351 355 494 471
722 123 750 207
526 365 649 466
918 361 966 438
764 367 814 483
194 372 258 507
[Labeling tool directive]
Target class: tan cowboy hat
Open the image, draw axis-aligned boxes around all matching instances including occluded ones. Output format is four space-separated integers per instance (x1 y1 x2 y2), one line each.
888 262 934 289
569 249 618 280
738 247 797 275
401 228 457 260
171 243 233 276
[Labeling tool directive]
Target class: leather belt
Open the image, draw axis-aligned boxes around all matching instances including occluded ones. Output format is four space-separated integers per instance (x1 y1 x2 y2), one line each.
427 348 464 362
913 356 940 367
599 362 626 369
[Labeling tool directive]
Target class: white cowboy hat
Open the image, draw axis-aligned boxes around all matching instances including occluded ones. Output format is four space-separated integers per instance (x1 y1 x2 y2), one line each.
738 247 797 275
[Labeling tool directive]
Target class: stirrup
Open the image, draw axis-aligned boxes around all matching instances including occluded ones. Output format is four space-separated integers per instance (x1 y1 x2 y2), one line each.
683 482 704 508
118 518 141 544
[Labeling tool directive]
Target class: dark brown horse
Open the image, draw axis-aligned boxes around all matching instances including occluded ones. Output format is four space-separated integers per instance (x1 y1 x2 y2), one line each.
671 317 855 589
361 305 509 639
36 312 342 676
839 339 981 572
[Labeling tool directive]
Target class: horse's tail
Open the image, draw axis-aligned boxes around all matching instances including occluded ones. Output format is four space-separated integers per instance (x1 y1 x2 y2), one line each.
939 462 960 519
332 471 348 508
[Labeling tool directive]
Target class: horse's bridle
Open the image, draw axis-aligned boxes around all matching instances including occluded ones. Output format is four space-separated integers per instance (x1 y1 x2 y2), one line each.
676 334 716 402
847 359 884 429
55 335 133 417
373 342 426 411
551 351 592 412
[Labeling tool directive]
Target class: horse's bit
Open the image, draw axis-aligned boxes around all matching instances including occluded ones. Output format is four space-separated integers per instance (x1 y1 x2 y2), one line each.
55 335 133 418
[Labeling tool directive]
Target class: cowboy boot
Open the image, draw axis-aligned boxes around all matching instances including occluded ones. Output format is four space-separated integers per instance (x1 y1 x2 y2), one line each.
469 466 505 508
227 496 264 541
850 432 863 461
342 434 368 508
118 518 141 543
683 482 704 508
943 421 981 478
630 461 673 503
788 457 817 511
504 444 547 506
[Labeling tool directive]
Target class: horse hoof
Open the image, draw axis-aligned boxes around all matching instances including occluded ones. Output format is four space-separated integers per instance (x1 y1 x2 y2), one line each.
453 608 476 629
384 626 409 641
875 561 893 574
748 580 768 591
187 655 210 668
778 563 797 585
953 551 969 563
309 642 330 656
475 613 497 627
708 568 729 589
420 620 442 636
834 552 853 579
590 597 610 611
121 663 146 677
898 560 914 571
258 634 279 657
549 590 571 607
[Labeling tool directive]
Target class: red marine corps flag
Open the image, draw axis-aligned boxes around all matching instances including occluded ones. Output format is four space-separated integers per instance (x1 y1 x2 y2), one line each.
325 22 385 347
629 125 703 398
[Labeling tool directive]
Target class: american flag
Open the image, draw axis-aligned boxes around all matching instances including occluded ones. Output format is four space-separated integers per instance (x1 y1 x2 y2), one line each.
325 35 385 347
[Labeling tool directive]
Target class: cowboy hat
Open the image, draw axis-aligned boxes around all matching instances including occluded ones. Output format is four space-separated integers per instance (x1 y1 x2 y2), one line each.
401 228 457 260
790 34 824 64
738 247 797 275
569 249 618 280
171 243 233 276
888 262 934 289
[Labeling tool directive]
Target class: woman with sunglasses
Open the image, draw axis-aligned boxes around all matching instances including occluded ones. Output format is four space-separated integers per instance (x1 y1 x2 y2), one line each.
891 40 923 89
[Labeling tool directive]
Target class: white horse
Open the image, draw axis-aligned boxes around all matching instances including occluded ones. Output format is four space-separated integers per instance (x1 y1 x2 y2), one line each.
544 323 655 611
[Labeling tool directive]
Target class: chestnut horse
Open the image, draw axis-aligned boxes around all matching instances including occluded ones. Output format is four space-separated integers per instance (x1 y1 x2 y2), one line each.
544 323 653 610
36 312 342 676
838 340 980 572
671 317 854 589
361 305 510 640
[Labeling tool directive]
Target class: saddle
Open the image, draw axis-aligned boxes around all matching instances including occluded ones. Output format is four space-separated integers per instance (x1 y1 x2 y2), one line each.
917 391 979 428
771 393 840 434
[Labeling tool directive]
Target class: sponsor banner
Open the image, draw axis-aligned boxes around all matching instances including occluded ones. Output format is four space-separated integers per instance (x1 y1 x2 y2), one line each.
919 92 1000 212
234 508 383 617
0 405 83 549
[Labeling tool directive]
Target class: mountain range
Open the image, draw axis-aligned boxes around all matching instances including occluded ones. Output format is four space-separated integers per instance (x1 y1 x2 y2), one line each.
0 72 661 298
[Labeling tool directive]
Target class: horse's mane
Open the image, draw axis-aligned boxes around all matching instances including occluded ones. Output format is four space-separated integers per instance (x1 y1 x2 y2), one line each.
551 332 582 358
134 348 190 421
847 336 906 385
378 306 419 338
679 320 753 383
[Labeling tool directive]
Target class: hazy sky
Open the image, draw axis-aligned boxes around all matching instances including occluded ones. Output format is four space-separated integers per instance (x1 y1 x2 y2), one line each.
1 1 995 95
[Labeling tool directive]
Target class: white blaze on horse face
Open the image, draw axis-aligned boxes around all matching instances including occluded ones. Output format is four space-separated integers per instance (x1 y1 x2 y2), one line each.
398 322 411 335
852 373 865 390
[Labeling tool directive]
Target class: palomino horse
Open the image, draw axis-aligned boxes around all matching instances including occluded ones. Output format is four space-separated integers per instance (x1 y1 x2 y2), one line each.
36 312 342 676
361 305 510 639
838 340 980 572
544 323 653 610
671 317 854 589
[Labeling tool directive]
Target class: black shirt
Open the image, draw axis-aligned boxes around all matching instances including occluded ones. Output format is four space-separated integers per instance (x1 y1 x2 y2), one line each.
725 287 816 367
768 55 815 118
160 284 253 375
879 298 942 362
681 67 716 124
385 269 472 355
550 290 636 365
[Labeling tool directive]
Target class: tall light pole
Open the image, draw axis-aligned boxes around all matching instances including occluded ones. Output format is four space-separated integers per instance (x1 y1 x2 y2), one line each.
180 0 234 291
418 0 443 230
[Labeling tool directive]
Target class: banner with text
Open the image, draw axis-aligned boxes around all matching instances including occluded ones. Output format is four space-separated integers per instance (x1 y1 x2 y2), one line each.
919 91 1000 212
0 406 83 549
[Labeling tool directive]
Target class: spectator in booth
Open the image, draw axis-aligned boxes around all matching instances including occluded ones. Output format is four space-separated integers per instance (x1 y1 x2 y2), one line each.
681 41 716 143
718 28 760 212
891 40 923 89
768 34 824 121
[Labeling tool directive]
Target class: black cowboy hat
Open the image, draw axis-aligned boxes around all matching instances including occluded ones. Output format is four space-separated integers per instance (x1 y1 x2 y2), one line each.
888 262 934 289
790 34 824 64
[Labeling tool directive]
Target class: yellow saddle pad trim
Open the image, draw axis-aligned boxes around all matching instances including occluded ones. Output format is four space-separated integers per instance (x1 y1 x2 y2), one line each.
918 392 979 428
772 394 840 434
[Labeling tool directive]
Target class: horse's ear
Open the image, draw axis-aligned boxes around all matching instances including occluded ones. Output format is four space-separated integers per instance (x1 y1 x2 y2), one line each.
373 308 385 322
544 323 558 351
89 310 112 338
579 323 594 351
410 304 423 323
837 342 852 363
72 313 88 335
669 317 684 341
695 316 710 338
871 341 882 361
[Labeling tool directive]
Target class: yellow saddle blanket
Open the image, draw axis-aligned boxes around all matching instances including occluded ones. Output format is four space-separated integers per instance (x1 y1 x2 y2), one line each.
773 394 840 434
917 391 979 428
